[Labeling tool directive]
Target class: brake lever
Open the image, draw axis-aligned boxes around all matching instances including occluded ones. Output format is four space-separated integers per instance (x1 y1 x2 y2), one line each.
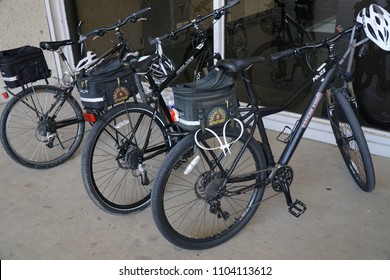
93 30 106 40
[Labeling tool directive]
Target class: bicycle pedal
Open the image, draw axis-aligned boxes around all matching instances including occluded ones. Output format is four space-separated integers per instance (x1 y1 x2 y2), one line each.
288 199 307 218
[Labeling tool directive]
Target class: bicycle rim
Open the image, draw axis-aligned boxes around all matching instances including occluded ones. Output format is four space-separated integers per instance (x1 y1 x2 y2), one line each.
152 127 267 249
82 103 170 214
0 85 84 169
328 90 375 192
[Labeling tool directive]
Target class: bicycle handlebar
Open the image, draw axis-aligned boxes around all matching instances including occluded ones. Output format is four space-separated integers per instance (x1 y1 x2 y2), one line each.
149 0 240 45
271 25 358 61
79 7 151 42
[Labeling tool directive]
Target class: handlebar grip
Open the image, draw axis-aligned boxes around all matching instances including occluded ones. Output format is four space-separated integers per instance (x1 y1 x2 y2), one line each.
132 6 151 18
149 32 172 45
271 49 295 61
224 0 240 9
82 29 101 39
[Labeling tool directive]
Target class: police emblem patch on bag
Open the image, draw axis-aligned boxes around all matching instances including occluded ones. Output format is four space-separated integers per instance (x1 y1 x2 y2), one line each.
113 86 130 103
207 106 228 127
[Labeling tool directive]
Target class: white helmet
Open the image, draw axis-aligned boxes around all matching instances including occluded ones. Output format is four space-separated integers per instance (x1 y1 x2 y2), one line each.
75 51 99 72
356 4 390 51
149 55 175 84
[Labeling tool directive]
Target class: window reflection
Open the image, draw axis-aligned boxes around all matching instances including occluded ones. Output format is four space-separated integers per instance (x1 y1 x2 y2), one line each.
70 0 390 130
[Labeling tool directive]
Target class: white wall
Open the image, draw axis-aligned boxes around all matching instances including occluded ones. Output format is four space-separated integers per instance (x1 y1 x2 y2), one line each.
0 0 55 90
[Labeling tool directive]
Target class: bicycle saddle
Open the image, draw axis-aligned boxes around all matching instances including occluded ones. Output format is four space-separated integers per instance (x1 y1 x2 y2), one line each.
132 54 159 74
39 40 75 51
216 56 265 73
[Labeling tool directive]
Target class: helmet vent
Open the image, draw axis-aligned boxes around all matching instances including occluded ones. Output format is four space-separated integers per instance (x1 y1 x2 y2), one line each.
378 30 384 41
367 24 377 40
373 4 384 15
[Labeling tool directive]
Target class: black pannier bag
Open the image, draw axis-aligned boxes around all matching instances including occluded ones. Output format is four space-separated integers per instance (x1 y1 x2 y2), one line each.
173 68 238 131
77 59 136 110
0 45 51 88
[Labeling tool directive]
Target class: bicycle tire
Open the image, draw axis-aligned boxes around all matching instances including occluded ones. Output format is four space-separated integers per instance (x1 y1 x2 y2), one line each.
151 127 267 250
249 40 313 107
81 102 170 214
328 89 375 192
0 85 85 169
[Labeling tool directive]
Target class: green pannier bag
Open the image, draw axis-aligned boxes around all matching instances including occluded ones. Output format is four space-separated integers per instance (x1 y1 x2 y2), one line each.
173 68 238 131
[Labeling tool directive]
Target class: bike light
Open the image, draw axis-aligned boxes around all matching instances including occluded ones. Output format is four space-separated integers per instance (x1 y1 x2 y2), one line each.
2 92 9 99
83 112 96 123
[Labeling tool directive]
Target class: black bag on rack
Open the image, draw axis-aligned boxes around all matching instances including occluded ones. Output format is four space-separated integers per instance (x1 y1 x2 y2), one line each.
0 45 51 88
173 68 238 131
77 59 136 110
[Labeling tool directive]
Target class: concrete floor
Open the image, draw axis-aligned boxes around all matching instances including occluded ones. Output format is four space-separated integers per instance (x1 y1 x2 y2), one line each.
0 110 389 260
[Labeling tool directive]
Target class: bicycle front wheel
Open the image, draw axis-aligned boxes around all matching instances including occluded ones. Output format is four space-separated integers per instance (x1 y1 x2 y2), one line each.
0 85 85 169
81 102 170 214
328 89 375 192
152 127 267 250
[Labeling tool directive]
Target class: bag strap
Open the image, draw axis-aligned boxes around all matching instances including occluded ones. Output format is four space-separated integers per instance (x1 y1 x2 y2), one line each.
208 69 225 90
198 103 206 132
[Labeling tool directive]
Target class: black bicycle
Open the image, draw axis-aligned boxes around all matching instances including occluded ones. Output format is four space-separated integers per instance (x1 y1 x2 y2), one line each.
151 19 376 250
80 0 240 214
0 7 150 169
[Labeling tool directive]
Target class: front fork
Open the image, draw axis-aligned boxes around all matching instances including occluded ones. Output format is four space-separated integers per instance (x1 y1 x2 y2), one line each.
325 82 359 115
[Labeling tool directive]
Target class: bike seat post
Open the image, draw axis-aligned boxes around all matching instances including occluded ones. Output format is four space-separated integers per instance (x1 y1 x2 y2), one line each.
56 47 74 75
241 70 258 106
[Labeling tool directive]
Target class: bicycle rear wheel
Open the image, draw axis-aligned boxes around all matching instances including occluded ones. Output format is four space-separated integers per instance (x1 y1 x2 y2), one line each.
151 127 267 250
81 102 170 214
327 89 375 192
0 85 84 169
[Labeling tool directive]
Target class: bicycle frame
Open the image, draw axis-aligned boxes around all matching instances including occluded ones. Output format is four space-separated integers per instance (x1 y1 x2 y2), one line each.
114 37 213 163
215 25 366 207
86 2 241 175
138 1 242 126
145 39 212 124
5 40 134 136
